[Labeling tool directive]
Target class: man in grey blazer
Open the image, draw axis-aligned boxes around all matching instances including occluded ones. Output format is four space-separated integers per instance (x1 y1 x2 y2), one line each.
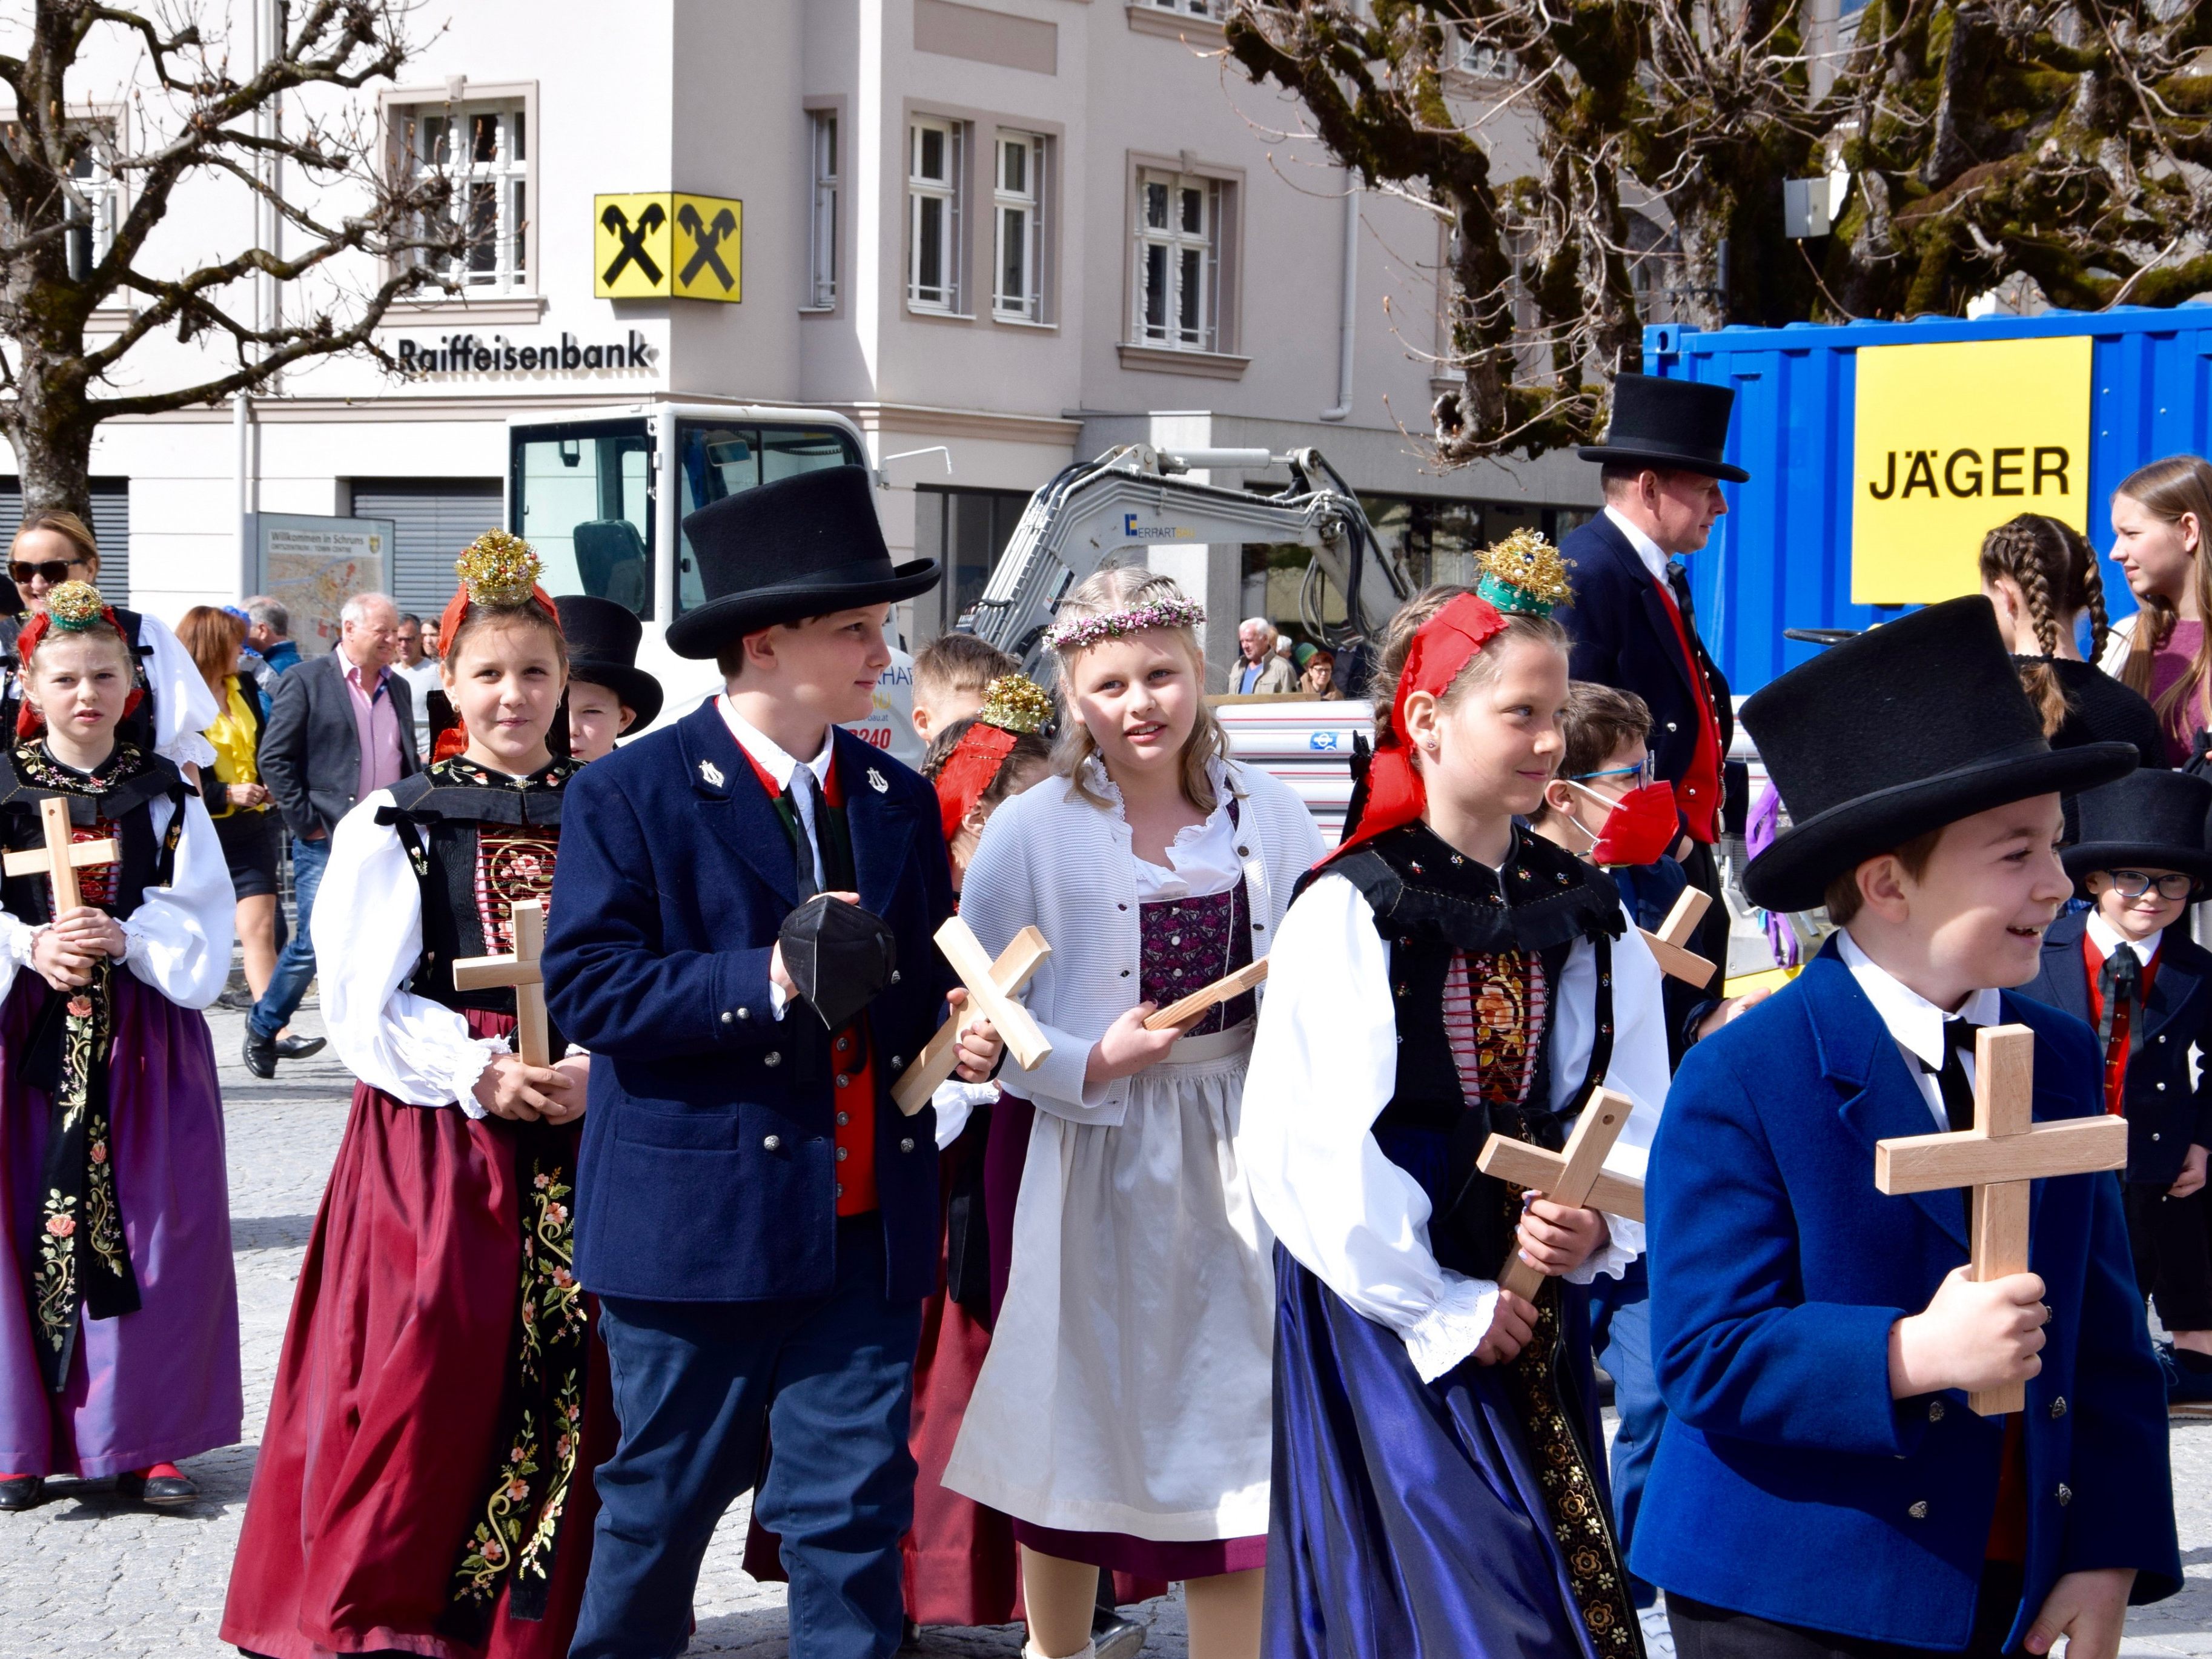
245 592 417 1078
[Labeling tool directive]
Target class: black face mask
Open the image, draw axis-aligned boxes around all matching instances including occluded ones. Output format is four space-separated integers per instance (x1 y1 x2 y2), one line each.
778 893 898 1030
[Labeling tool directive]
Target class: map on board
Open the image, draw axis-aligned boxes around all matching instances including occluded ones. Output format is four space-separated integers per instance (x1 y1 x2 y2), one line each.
251 515 396 655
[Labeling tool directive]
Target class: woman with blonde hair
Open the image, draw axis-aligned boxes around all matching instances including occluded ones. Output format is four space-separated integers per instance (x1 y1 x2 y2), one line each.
943 568 1323 1659
176 605 281 1005
2101 455 2212 763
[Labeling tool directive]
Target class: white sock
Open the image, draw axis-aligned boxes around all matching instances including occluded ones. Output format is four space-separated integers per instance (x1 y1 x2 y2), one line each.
1022 1642 1097 1659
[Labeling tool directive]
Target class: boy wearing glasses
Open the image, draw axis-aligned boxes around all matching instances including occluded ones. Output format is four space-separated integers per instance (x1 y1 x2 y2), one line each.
2021 767 2212 1402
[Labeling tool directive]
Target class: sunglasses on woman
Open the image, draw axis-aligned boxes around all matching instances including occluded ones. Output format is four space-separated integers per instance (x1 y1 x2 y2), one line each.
8 558 82 586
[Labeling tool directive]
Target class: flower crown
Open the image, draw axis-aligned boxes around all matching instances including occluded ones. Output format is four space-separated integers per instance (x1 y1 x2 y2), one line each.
1474 528 1574 618
44 580 110 632
977 672 1054 735
455 528 544 609
1044 596 1206 652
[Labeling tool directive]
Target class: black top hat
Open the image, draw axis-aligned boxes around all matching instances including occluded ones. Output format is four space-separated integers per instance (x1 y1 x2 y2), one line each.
555 594 663 731
1577 373 1750 484
1741 595 2137 913
2063 769 2212 890
665 465 939 660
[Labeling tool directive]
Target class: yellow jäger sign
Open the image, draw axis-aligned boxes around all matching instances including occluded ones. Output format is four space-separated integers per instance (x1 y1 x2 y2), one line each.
594 192 743 303
1851 336 2092 604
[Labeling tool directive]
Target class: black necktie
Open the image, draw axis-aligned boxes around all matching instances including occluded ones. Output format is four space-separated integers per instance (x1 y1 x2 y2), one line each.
786 764 827 901
2097 943 2142 1063
1665 557 1697 627
1924 1018 1980 1135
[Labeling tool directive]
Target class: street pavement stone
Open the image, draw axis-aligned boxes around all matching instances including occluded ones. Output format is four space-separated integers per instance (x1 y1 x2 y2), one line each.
0 998 2194 1657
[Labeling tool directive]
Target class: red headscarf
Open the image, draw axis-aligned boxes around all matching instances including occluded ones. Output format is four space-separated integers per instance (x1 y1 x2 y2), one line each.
1326 591 1506 863
14 585 145 740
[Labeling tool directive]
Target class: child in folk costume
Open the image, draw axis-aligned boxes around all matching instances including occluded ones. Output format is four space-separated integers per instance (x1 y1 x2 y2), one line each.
224 535 613 1659
1237 559 1673 1659
945 570 1325 1659
0 582 236 1512
2018 769 2212 1403
554 595 663 763
1638 598 2176 1657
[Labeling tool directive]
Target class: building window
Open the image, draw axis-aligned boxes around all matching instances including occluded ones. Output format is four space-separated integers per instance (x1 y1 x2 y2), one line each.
993 133 1045 322
1134 169 1219 351
1136 0 1225 16
5 121 119 280
806 110 838 310
396 99 529 293
908 117 964 313
915 486 1030 638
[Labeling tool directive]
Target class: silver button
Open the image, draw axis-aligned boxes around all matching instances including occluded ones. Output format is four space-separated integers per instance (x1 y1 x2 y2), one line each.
737 1006 751 1021
836 1146 849 1162
1927 1400 1945 1422
2158 1081 2168 1091
721 1010 734 1025
2159 1035 2168 1044
836 1073 850 1089
2154 1133 2162 1142
899 1137 915 1153
835 1181 844 1198
763 1134 781 1151
837 1037 850 1053
1907 1500 1928 1520
836 1110 849 1126
2051 1396 2068 1419
1666 721 1680 732
764 1051 782 1068
2056 1483 2072 1506
891 1056 904 1069
889 970 901 984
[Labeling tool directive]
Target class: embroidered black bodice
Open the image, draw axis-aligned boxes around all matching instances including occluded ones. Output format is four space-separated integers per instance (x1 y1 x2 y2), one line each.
0 741 188 925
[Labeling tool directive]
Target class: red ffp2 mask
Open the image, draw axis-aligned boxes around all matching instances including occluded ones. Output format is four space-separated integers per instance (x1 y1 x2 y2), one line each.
1583 780 1679 868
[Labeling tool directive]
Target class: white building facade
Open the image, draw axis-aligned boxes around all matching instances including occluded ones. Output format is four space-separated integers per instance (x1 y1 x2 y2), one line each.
11 0 1601 697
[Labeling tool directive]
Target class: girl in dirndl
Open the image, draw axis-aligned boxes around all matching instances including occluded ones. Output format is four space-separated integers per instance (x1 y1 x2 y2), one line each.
944 570 1322 1659
222 534 614 1659
0 581 237 1511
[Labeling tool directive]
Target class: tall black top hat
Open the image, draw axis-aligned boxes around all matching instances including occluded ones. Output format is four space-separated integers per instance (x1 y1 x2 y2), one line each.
1740 595 2137 913
555 594 663 731
1577 373 1750 484
665 465 939 660
2063 769 2212 890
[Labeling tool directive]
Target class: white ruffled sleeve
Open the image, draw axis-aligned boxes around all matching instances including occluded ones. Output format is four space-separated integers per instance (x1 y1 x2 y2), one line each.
137 613 219 771
930 1078 999 1151
1545 909 1672 1282
118 792 234 1007
311 789 505 1115
1238 872 1500 1384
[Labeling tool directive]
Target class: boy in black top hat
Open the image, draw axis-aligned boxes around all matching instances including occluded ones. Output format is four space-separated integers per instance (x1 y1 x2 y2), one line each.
1637 596 2176 1658
542 465 1006 1659
2019 768 2212 1400
554 594 664 761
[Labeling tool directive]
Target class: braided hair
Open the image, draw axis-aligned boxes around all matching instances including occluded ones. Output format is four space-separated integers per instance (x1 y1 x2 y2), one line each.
1978 514 2110 738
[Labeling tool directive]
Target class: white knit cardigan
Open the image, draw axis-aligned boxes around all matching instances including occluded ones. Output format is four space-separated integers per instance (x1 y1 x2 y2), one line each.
958 755 1326 1127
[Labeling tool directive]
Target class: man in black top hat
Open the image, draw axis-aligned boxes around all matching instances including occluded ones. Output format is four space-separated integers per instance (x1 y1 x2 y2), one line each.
1560 372 1744 995
542 465 1005 1659
554 594 664 761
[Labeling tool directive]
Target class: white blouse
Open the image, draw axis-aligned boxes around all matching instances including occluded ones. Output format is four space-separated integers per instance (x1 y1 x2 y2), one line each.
0 786 234 1009
1237 867 1671 1383
138 612 220 771
311 787 506 1116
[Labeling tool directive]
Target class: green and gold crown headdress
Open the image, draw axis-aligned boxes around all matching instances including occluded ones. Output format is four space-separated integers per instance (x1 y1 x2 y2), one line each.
978 672 1054 736
454 528 545 608
1474 528 1574 618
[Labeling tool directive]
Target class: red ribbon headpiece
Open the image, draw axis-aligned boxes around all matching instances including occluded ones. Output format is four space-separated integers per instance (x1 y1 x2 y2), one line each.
936 724 1019 843
1327 591 1506 863
15 580 145 740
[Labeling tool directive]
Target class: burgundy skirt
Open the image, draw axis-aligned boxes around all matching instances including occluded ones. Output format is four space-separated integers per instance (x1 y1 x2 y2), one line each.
221 1012 615 1659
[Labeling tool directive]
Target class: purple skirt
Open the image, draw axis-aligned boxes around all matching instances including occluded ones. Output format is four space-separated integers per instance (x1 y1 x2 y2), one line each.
0 972 240 1477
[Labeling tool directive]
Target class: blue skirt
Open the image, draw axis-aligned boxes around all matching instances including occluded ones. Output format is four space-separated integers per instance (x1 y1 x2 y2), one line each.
1263 1242 1641 1659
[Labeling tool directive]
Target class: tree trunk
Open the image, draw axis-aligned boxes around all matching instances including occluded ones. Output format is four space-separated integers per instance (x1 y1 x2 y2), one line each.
4 345 95 526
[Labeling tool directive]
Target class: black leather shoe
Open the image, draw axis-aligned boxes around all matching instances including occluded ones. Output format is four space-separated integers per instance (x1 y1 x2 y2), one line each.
0 1475 42 1511
215 986 256 1013
273 1033 326 1061
242 1029 277 1079
114 1468 197 1506
1092 1611 1147 1659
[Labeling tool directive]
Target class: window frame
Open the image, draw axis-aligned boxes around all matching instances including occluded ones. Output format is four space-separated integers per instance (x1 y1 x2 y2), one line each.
907 114 967 315
804 104 843 313
382 82 538 300
992 130 1047 324
1133 166 1222 353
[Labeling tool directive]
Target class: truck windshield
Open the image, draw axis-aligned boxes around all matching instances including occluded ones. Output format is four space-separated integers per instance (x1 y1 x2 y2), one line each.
675 422 865 616
511 419 655 617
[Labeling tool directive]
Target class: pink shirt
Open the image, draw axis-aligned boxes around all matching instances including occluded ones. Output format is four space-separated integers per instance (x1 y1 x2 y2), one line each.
343 655 407 803
2149 619 2206 765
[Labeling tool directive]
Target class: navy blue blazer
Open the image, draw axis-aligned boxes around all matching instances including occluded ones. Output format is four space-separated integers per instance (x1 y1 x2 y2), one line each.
1560 512 1734 806
543 703 958 1305
1635 941 2177 1645
2021 910 2212 1187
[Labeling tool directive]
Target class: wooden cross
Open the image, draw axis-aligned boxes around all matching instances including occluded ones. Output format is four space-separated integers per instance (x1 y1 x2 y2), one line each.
452 898 551 1067
899 916 1055 1114
893 922 1052 1116
1874 1022 2127 1416
1475 1088 1645 1302
1640 886 1716 987
3 796 118 915
1144 958 1270 1031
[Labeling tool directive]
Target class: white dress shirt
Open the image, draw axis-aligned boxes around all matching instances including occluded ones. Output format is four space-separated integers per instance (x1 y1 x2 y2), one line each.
1836 929 2005 1131
1604 505 1672 583
2085 907 2162 971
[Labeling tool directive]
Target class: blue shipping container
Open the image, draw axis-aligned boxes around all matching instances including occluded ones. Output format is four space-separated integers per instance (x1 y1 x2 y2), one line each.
1649 305 2212 694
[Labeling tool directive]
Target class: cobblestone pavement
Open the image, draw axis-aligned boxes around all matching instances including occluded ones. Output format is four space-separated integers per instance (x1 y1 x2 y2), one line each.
0 1000 2202 1657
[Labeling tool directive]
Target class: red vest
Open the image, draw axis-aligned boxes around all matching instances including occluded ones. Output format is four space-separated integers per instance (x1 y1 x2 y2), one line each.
1651 577 1724 844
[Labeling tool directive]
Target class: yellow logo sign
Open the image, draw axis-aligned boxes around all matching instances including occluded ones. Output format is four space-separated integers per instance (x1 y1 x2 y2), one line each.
593 191 743 303
1851 335 2092 604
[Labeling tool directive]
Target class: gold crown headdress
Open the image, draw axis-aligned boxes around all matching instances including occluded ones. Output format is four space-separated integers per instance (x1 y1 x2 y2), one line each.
1474 528 1574 618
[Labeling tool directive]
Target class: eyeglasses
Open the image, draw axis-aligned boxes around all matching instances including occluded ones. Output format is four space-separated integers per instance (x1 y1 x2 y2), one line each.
1571 757 1658 787
8 559 82 586
2105 870 2197 901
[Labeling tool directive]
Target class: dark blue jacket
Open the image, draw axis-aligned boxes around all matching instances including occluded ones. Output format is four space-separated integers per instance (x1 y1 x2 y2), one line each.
543 703 958 1305
1635 940 2177 1645
1560 512 1734 813
2021 910 2212 1187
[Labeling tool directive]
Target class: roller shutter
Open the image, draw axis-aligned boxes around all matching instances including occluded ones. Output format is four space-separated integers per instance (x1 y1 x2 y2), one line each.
347 478 505 619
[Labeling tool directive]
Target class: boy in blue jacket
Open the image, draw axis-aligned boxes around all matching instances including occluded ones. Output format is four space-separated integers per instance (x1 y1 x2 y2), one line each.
1638 596 2177 1659
2019 767 2212 1402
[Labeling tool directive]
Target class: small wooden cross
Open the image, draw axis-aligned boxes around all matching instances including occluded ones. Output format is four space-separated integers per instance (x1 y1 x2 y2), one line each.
3 796 119 915
1475 1088 1645 1302
1640 886 1716 987
927 913 1054 1085
1874 1022 2127 1415
1143 958 1270 1031
893 923 1052 1116
452 898 551 1067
